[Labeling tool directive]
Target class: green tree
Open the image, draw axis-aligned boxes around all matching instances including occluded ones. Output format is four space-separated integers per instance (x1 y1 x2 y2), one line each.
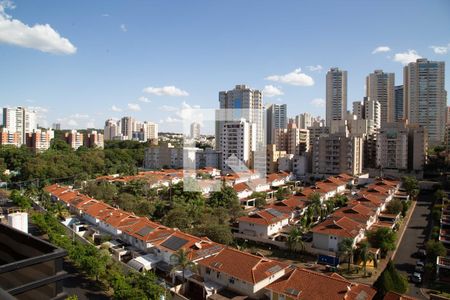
426 240 446 262
385 199 403 215
338 238 354 272
252 192 267 208
286 227 304 254
367 228 396 257
374 260 408 296
10 190 32 209
357 241 376 277
402 176 419 199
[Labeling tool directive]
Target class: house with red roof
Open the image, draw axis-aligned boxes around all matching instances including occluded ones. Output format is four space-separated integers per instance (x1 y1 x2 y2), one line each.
311 216 365 252
265 195 308 221
266 267 376 300
196 247 289 298
237 208 290 239
332 201 378 230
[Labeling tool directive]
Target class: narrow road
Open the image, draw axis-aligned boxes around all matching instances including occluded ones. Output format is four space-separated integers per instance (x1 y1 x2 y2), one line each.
394 193 433 300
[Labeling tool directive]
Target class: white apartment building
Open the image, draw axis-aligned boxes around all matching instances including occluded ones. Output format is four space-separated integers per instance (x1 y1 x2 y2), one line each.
190 122 200 139
2 106 37 144
220 119 256 172
404 58 446 145
295 112 313 129
216 84 263 150
326 68 347 127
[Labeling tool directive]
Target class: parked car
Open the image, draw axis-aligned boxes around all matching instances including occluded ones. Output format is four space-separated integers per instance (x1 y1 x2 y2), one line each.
416 260 425 267
416 249 427 258
410 272 422 283
414 265 424 273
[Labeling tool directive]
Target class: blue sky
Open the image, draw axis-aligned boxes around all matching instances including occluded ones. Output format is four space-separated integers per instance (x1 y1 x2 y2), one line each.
0 0 449 133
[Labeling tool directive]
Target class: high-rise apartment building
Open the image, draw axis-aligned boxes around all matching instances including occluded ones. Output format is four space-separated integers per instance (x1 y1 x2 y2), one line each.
84 130 104 148
394 85 404 122
364 97 381 134
65 130 84 150
2 106 37 144
295 112 313 130
274 121 309 155
266 144 287 174
26 129 54 153
104 119 120 141
376 122 427 171
366 70 395 125
190 122 201 139
216 85 263 151
404 58 446 145
266 104 287 144
326 68 347 127
352 101 364 119
312 131 363 176
219 119 256 172
0 128 21 147
142 121 158 142
120 116 136 139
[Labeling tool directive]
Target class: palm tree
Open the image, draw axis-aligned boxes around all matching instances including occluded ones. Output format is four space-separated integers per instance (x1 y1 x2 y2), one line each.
358 241 374 277
170 249 197 283
286 227 305 254
308 192 322 221
338 238 354 272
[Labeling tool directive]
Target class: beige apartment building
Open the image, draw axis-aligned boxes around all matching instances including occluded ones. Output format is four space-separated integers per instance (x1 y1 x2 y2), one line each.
26 129 54 152
274 121 309 155
312 132 363 176
404 58 446 145
266 144 287 174
326 68 347 127
366 70 395 125
376 122 428 171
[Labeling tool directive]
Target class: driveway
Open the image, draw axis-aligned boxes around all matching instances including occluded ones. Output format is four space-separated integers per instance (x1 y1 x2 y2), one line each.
394 193 434 300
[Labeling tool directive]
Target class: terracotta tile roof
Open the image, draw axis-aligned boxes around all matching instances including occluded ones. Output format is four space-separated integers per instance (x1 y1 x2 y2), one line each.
80 201 111 217
238 209 289 225
233 182 250 193
367 184 391 195
58 191 81 203
298 187 321 198
122 217 173 242
266 267 376 300
43 184 61 193
311 216 363 238
316 181 338 193
332 202 376 224
325 176 347 186
199 247 288 284
337 173 354 181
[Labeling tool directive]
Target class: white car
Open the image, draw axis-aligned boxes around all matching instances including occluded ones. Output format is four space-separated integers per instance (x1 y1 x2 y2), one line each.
411 272 422 283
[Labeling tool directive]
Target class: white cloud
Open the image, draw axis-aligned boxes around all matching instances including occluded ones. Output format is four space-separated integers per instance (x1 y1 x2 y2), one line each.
265 68 314 86
111 105 122 112
159 105 178 112
430 44 449 55
262 85 284 97
127 103 141 111
372 46 391 54
393 49 422 65
29 106 48 113
120 24 127 32
310 98 325 108
101 13 109 17
86 121 95 128
307 65 323 72
70 113 89 119
165 116 181 123
0 1 76 54
138 96 151 103
67 119 78 127
143 85 189 96
25 98 34 103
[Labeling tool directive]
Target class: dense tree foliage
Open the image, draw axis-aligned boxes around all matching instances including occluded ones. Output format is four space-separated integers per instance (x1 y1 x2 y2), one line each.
367 227 396 257
31 207 164 299
374 260 408 297
0 140 147 185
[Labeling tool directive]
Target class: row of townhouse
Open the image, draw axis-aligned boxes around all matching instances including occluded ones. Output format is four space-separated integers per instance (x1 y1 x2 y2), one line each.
43 183 377 299
234 174 353 244
311 178 401 253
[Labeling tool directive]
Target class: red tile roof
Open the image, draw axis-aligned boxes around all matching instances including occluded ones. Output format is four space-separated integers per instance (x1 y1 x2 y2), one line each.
332 202 376 224
383 292 417 300
199 247 288 284
238 209 289 225
316 181 338 193
266 267 376 300
311 216 363 238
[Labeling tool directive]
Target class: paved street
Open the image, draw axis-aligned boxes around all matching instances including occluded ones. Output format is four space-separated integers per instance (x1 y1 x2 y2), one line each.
394 193 433 300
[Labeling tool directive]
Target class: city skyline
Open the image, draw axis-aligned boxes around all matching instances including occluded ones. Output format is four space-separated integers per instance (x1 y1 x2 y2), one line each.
0 0 449 133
